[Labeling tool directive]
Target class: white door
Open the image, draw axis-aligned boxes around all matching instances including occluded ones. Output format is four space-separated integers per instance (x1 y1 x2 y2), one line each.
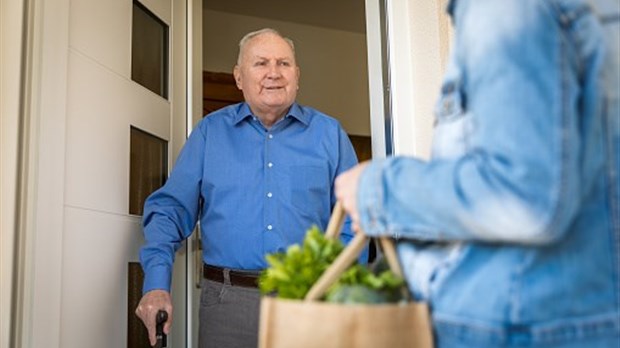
6 0 197 347
62 0 187 347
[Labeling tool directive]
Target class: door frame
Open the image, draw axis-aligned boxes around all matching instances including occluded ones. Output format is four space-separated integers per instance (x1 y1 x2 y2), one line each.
365 0 450 159
184 0 203 346
9 0 70 346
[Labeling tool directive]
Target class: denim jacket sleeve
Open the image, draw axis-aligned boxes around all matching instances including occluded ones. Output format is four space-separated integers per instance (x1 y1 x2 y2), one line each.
357 0 586 245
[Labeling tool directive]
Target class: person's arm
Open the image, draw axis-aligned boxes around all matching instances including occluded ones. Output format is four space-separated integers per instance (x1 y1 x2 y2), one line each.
345 1 582 245
136 122 206 341
139 124 206 292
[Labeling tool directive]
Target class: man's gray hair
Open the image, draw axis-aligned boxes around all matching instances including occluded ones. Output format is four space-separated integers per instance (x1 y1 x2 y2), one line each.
236 28 296 65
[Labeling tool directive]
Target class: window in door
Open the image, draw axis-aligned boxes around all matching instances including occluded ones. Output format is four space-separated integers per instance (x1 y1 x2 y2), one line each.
129 126 168 216
131 0 169 98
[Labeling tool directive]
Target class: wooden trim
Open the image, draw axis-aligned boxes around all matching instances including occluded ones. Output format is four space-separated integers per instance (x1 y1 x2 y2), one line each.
202 71 244 116
348 134 372 162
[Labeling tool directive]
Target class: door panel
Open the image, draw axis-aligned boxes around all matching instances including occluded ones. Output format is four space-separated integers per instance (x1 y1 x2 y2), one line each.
61 208 144 347
64 52 170 214
69 0 132 78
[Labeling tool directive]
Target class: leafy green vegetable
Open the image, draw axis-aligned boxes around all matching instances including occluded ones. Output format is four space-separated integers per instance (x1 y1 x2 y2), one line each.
259 225 344 299
259 226 407 304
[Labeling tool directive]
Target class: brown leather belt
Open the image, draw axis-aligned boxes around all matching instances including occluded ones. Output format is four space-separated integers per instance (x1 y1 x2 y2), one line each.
203 264 260 288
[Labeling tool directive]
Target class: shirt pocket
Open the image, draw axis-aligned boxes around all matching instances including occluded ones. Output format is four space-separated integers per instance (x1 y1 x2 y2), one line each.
289 165 330 218
432 80 475 159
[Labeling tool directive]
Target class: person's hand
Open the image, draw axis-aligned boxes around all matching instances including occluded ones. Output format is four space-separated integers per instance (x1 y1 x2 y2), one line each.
335 161 370 233
135 289 173 346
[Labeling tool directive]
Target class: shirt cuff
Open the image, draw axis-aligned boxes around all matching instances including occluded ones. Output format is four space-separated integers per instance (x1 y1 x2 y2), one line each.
142 264 172 294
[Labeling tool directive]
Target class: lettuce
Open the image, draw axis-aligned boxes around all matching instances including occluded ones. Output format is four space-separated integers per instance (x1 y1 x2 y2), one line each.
259 226 406 304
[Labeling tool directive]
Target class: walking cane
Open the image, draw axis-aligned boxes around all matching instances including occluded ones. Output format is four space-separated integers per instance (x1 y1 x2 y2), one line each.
154 310 168 348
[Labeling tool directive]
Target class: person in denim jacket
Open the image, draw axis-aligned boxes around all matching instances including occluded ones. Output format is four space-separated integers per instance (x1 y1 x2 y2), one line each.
336 0 619 347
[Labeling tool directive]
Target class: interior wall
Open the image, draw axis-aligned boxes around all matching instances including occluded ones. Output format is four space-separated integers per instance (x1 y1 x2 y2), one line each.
202 9 371 136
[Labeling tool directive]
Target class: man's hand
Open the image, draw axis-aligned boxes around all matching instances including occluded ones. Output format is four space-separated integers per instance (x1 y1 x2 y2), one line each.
335 162 369 233
135 289 173 346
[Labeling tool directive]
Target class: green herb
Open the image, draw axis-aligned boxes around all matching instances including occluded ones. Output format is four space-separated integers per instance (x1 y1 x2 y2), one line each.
259 226 407 304
259 225 344 299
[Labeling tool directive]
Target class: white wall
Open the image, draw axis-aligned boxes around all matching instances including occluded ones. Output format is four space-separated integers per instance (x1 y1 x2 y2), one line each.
203 9 371 136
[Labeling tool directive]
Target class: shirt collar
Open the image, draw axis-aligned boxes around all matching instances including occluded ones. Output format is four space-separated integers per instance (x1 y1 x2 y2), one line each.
233 102 310 126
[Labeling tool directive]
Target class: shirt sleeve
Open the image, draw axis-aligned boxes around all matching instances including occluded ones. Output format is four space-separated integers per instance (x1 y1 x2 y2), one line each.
139 124 207 293
357 1 581 245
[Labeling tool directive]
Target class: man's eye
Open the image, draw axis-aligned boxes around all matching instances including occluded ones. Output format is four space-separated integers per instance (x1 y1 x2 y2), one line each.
278 61 290 67
254 61 267 66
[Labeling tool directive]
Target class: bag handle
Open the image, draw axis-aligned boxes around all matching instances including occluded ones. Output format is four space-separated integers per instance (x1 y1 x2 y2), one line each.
325 202 404 277
304 202 403 301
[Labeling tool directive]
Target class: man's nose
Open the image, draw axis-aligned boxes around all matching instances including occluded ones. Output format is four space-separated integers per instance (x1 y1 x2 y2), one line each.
266 64 281 78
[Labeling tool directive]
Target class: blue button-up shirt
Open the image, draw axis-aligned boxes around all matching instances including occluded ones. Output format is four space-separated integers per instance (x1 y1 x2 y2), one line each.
140 102 361 292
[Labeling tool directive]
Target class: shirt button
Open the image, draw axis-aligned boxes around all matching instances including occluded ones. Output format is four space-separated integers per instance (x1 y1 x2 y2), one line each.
267 192 273 198
268 162 273 168
268 134 273 139
267 225 273 230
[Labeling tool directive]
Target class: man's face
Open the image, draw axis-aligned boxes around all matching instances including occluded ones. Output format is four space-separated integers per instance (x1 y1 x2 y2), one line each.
234 33 300 119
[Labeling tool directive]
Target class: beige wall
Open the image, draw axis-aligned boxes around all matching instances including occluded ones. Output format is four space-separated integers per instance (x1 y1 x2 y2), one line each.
203 9 371 136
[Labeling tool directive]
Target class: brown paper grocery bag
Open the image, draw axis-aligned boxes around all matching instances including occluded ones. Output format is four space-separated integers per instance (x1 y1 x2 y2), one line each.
258 203 434 348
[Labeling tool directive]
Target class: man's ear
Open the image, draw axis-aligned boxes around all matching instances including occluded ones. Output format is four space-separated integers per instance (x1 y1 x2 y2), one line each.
233 65 242 90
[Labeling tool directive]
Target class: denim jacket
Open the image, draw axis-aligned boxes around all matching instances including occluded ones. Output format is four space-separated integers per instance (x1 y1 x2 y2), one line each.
357 0 619 346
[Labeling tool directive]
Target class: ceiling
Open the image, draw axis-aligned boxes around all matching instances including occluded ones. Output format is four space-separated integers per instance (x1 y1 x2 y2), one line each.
202 0 367 34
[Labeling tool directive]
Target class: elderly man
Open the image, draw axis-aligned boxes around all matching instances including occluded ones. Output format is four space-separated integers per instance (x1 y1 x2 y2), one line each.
135 28 362 347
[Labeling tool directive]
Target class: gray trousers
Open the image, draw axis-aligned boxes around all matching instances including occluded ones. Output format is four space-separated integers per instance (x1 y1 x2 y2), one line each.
199 277 261 348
